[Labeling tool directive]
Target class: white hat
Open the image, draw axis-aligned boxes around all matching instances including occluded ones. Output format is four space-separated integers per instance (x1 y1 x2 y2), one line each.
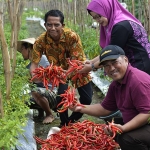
17 38 35 52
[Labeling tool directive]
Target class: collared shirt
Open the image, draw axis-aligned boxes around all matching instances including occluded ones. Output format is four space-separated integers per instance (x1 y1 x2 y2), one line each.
101 64 150 123
31 28 91 88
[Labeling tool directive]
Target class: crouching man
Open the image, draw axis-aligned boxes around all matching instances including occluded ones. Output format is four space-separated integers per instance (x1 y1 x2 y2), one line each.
17 38 56 124
70 45 150 150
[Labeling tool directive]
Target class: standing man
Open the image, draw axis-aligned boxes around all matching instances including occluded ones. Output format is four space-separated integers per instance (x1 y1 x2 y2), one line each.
30 10 93 127
17 38 55 124
70 45 150 150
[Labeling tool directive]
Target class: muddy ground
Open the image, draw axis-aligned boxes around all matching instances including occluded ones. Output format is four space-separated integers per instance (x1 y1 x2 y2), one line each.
34 83 105 149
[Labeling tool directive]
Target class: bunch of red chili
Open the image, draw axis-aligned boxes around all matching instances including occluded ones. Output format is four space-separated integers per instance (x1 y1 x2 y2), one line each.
66 59 90 86
31 63 66 90
34 120 122 150
57 86 84 113
30 59 87 89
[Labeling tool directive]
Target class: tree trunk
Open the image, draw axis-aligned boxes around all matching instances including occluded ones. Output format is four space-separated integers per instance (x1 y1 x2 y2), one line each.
0 17 11 99
11 0 21 78
0 90 4 118
0 0 4 118
74 0 76 25
131 0 135 16
148 0 150 37
142 0 149 34
8 0 14 60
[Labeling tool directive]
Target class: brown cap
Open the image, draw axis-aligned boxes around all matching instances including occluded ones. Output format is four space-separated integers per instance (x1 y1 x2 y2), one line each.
17 38 35 52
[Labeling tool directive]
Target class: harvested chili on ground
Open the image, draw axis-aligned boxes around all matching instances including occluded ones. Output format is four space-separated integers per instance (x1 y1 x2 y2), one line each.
34 120 122 150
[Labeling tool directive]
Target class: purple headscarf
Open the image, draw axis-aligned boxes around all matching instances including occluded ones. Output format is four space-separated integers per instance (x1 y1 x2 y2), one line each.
87 0 142 48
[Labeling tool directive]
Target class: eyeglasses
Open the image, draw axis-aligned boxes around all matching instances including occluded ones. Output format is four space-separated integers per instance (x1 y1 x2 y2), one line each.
92 15 101 20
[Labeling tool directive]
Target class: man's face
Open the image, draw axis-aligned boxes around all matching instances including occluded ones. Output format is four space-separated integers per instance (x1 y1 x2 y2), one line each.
44 16 65 41
102 56 128 83
21 46 29 60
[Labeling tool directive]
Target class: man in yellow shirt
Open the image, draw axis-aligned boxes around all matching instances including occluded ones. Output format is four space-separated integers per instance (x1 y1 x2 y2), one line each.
30 9 93 127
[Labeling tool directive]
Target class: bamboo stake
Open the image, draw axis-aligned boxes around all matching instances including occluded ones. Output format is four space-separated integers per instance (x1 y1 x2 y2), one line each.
131 0 135 16
0 0 4 118
0 18 11 99
148 0 150 36
12 0 21 78
8 0 14 60
0 90 4 118
142 0 149 35
74 0 76 25
65 0 69 26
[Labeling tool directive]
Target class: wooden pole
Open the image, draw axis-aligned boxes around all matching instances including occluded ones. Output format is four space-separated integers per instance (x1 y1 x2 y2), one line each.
0 90 4 118
0 0 4 118
0 17 11 99
142 0 149 35
12 0 21 78
132 0 135 16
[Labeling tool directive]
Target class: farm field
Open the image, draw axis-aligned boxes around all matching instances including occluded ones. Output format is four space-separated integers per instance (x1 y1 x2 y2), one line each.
34 83 105 149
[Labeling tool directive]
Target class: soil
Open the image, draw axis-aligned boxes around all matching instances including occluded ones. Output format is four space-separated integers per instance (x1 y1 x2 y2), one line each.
34 83 105 150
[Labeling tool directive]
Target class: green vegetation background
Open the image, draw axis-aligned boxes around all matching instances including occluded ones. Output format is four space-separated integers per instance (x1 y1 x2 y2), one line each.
0 9 102 149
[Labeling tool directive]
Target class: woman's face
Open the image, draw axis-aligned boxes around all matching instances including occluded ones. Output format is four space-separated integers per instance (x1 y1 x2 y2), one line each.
90 11 108 27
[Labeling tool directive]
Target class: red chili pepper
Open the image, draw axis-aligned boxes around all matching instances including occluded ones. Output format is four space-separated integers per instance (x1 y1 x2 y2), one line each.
35 120 121 150
66 59 89 86
31 65 67 90
57 86 85 113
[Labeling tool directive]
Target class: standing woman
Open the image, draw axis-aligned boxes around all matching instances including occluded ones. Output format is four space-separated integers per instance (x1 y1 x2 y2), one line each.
80 0 150 74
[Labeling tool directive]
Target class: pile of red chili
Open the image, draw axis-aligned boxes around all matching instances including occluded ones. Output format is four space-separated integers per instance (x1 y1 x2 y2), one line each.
34 120 122 150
